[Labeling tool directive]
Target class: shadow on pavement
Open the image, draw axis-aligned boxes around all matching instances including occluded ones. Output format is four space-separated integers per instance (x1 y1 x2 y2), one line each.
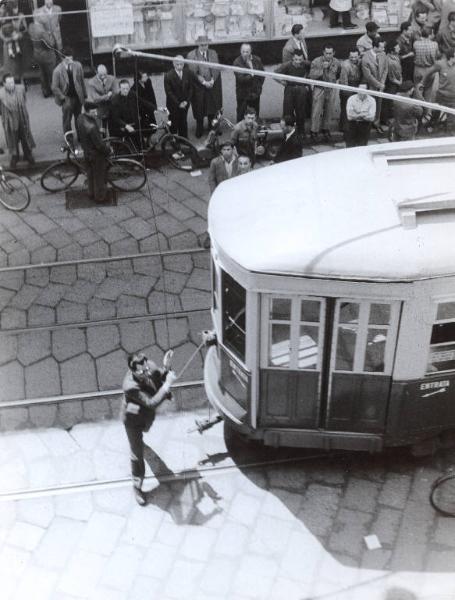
143 443 222 525
223 423 455 573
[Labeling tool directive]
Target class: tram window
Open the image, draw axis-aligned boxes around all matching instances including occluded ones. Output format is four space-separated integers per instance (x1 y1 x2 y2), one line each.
437 302 455 321
339 302 359 324
300 300 320 323
221 271 246 361
369 304 391 326
271 298 291 321
270 324 291 367
431 322 455 345
299 325 319 369
364 329 387 372
427 302 455 373
335 326 357 371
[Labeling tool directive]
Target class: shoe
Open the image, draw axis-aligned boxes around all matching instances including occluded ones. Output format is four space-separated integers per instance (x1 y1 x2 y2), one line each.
330 23 342 28
343 23 357 29
26 155 35 166
310 131 318 143
133 487 146 506
322 130 333 143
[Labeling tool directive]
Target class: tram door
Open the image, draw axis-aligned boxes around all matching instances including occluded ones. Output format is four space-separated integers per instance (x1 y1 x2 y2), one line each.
259 296 401 432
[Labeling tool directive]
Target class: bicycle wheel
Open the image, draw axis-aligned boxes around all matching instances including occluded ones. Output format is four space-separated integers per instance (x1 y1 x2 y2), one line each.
41 161 80 192
105 137 135 159
161 134 199 171
107 158 147 192
0 173 31 211
430 472 455 516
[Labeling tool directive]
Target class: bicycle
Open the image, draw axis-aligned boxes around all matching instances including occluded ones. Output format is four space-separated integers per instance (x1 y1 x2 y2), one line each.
0 166 30 211
430 471 455 517
106 107 199 172
40 131 147 193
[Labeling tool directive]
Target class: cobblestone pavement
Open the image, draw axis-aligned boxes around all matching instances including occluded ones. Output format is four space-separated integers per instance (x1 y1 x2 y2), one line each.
1 412 455 600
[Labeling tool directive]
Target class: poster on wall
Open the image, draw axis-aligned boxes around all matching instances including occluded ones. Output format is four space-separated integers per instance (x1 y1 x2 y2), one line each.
90 0 134 38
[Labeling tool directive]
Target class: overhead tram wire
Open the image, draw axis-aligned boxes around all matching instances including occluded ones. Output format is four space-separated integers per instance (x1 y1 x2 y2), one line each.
112 44 455 118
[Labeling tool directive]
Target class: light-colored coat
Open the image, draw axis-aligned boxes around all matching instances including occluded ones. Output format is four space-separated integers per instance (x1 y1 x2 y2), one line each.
52 61 86 106
33 4 62 50
0 85 35 153
361 50 388 90
282 36 309 63
87 74 117 120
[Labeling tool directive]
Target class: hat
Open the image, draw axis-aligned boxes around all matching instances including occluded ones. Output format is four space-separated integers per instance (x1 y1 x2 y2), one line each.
195 35 211 44
399 80 414 92
366 21 379 32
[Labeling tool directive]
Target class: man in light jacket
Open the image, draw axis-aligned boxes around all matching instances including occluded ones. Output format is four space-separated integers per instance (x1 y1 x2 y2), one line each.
52 47 86 139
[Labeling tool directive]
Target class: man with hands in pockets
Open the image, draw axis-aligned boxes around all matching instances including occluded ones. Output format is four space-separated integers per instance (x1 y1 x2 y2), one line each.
121 350 177 506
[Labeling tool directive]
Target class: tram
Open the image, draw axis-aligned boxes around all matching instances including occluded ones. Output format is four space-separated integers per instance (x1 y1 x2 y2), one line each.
203 137 455 453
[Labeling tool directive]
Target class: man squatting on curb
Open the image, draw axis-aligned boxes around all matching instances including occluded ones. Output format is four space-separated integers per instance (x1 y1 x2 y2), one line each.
121 351 177 506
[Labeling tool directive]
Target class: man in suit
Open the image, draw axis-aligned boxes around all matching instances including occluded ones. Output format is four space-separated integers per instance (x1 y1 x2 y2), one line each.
76 101 111 203
28 18 57 98
51 47 86 139
164 55 193 138
33 0 62 51
361 37 389 129
187 35 222 138
87 64 117 133
356 21 380 55
282 23 310 63
208 140 239 193
233 43 265 122
109 79 139 146
272 115 303 163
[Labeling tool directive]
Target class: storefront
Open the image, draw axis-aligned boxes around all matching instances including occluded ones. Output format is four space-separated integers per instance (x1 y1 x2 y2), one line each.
87 0 413 55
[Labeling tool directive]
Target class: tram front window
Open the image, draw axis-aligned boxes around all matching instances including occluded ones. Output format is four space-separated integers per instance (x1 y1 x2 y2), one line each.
427 301 455 373
221 270 246 362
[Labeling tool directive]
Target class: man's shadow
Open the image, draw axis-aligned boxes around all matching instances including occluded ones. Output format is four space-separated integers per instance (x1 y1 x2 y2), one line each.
143 444 223 525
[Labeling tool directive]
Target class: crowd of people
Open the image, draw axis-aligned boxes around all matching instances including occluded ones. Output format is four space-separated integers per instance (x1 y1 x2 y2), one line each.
0 0 454 186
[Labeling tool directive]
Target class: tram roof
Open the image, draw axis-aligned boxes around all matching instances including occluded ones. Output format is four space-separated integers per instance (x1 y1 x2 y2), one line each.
208 137 455 282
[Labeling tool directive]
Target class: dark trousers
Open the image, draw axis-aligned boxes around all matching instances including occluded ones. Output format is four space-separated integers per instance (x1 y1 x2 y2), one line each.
62 95 82 136
35 53 56 96
329 7 353 26
339 92 354 132
12 122 33 160
124 425 145 489
345 120 371 147
169 106 189 138
236 94 260 122
283 85 308 134
85 153 108 202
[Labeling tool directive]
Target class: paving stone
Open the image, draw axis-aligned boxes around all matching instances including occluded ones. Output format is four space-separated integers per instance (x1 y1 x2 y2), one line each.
129 196 156 218
0 287 15 311
341 477 381 513
63 280 97 304
56 301 87 324
0 334 17 366
0 248 7 267
17 331 52 366
16 497 54 528
13 565 58 600
162 198 195 221
88 297 117 321
180 288 211 311
0 271 24 291
168 230 199 249
8 247 30 267
392 498 434 570
25 268 50 288
155 317 189 350
0 360 24 401
49 265 77 285
184 196 208 218
31 245 57 264
117 295 147 318
164 559 205 600
147 291 182 315
87 324 120 358
95 277 128 301
83 397 111 421
1 307 25 329
7 521 46 552
28 305 55 327
61 353 98 394
155 271 189 295
25 357 60 398
55 491 93 521
57 243 83 261
23 213 57 235
35 283 67 308
57 216 87 234
298 484 342 538
10 284 41 310
34 517 85 570
186 215 208 235
73 228 102 246
52 328 86 361
110 237 139 256
233 554 278 599
43 228 73 249
21 234 47 252
121 505 163 548
163 254 194 274
57 400 83 429
120 217 152 240
9 222 36 239
105 259 134 279
433 517 455 548
102 204 135 222
181 527 217 562
100 544 143 592
186 267 211 292
98 224 129 243
0 406 28 430
96 349 126 390
83 240 110 259
119 321 155 353
29 404 58 428
139 233 169 253
131 256 161 278
77 262 107 284
154 214 187 237
129 576 162 600
328 508 372 558
369 507 402 548
378 473 412 510
228 492 263 527
78 511 127 556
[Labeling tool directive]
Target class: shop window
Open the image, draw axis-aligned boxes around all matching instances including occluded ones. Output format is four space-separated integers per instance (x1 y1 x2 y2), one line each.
222 270 246 362
427 302 455 373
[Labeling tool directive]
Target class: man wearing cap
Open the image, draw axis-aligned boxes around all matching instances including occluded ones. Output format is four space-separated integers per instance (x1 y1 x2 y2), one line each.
121 352 176 505
187 35 222 138
356 21 380 55
392 80 423 139
76 101 111 203
208 140 239 193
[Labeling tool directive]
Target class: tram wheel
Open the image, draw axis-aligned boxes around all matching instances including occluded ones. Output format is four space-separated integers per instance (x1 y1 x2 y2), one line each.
430 472 455 517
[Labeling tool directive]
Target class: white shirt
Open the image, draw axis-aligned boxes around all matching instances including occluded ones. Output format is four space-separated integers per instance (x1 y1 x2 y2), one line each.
346 94 376 121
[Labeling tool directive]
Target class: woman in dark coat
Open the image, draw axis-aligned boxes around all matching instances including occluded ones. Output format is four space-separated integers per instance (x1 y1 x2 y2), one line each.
130 69 157 135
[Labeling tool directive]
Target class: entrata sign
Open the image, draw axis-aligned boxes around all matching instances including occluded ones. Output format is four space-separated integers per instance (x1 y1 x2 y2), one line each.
90 0 134 38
